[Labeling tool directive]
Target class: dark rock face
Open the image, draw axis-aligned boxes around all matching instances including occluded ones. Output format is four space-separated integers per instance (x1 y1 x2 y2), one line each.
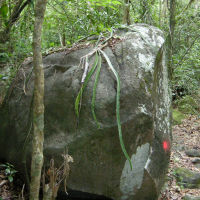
0 24 172 200
186 150 200 157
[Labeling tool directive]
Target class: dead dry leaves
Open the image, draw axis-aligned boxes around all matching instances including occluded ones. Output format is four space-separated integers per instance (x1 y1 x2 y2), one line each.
160 115 200 200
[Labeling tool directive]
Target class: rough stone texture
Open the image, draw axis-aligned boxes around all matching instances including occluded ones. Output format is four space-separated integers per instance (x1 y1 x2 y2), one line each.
192 159 200 163
186 150 200 157
0 24 172 200
183 195 200 200
192 159 200 168
174 167 200 189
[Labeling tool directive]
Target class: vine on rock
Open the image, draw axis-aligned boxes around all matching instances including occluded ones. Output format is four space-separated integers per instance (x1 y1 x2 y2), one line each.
75 29 133 170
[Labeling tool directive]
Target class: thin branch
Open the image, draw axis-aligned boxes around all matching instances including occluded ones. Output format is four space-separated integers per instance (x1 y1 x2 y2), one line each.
6 0 33 32
47 2 65 16
176 0 196 24
174 34 200 69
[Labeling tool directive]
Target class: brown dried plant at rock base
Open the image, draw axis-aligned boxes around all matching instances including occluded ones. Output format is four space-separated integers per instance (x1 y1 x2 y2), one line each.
42 153 73 200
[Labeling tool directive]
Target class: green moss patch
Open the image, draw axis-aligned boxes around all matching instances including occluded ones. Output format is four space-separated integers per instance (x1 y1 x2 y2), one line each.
174 167 200 189
173 109 185 125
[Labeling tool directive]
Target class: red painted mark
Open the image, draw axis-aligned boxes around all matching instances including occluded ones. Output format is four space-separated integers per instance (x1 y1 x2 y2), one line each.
163 141 168 151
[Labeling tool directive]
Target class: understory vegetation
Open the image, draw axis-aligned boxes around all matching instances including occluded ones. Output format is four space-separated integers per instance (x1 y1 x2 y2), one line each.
0 0 200 110
0 0 200 101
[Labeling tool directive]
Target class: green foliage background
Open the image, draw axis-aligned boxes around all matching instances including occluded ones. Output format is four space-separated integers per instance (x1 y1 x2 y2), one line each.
0 0 200 102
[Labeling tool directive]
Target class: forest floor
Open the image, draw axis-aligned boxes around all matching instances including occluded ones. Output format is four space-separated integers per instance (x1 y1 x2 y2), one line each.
159 115 200 200
0 115 200 200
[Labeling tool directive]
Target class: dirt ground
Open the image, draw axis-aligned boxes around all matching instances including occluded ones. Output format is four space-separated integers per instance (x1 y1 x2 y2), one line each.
159 115 200 200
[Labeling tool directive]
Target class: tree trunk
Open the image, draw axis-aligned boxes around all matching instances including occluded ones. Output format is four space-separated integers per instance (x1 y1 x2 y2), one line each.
58 25 66 47
62 32 66 47
159 0 162 27
140 0 151 24
29 0 47 199
123 0 130 25
165 0 176 80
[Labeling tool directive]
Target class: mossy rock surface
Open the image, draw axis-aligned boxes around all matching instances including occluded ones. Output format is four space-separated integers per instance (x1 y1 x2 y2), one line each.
183 195 200 200
174 167 200 189
173 109 185 125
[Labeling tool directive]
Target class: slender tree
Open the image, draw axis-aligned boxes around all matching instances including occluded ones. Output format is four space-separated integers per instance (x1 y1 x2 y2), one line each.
0 0 33 44
139 0 152 24
123 0 131 25
166 0 176 80
29 0 47 199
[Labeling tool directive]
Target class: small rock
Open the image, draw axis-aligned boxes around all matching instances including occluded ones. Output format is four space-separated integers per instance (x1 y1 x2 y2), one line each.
87 35 99 41
194 163 200 168
174 167 200 189
172 144 186 151
191 159 200 163
183 195 200 200
185 149 200 157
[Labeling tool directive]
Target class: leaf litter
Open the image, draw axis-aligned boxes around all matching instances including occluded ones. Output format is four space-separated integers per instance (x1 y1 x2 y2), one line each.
159 115 200 200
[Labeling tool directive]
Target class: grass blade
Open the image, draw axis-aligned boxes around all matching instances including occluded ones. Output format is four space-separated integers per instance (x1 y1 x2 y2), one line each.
75 52 99 117
99 49 132 170
92 55 102 128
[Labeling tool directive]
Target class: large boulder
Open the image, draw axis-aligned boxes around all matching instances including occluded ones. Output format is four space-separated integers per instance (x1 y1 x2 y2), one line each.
0 24 172 200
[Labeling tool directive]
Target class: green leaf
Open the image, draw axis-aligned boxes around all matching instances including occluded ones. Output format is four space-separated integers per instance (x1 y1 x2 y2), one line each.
92 55 102 128
91 19 96 25
107 27 112 32
112 1 121 4
0 3 8 18
87 14 92 19
11 170 17 174
50 42 54 47
4 21 9 27
75 52 98 117
8 175 13 182
108 5 116 10
5 169 10 174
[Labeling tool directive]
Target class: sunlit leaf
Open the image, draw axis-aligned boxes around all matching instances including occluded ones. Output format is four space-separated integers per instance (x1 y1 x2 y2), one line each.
108 5 116 10
5 169 10 174
112 1 121 5
50 42 54 47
